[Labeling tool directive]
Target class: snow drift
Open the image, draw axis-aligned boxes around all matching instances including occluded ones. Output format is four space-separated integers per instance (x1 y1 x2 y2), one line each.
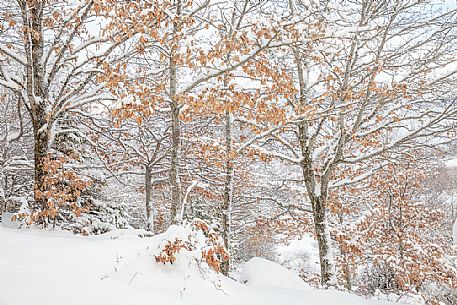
0 226 404 305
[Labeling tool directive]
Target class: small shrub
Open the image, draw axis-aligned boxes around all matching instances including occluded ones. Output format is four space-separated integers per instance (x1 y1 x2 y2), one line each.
154 219 229 273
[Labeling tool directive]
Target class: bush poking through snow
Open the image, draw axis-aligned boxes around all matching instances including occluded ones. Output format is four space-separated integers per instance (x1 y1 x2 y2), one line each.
154 219 229 273
155 238 192 265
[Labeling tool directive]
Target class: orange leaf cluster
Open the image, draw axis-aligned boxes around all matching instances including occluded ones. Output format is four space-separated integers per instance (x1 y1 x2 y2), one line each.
31 155 91 225
155 238 192 264
154 219 229 273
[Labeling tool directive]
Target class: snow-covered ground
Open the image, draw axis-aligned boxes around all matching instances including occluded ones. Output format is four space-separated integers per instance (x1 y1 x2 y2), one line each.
0 227 402 305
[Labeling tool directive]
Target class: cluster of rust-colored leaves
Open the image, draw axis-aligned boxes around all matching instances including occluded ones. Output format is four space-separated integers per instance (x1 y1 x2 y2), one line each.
28 155 90 225
95 0 299 130
155 219 229 273
154 238 192 264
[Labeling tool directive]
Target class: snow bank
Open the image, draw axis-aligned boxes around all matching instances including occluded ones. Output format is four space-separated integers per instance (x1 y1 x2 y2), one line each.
0 227 404 305
238 258 406 305
240 257 311 290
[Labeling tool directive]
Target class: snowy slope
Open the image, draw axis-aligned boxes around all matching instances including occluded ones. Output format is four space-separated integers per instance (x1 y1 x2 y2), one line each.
0 227 401 305
240 257 312 290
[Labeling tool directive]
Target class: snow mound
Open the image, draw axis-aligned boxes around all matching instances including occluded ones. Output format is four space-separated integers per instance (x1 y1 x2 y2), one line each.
276 235 320 275
240 257 312 290
0 227 405 305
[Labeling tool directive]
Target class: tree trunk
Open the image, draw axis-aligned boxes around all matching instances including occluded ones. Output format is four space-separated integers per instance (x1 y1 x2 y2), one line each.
33 121 49 212
342 250 352 290
169 61 181 225
289 13 337 285
298 122 336 287
310 195 337 286
169 0 182 224
25 1 49 214
338 209 351 290
169 99 181 224
145 166 154 233
221 111 234 276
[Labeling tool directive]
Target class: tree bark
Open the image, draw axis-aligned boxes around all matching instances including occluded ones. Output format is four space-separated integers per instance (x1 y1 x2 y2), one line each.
24 1 49 213
221 110 234 276
32 120 49 212
310 195 336 286
145 165 154 233
169 99 181 224
298 122 336 286
169 0 182 224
